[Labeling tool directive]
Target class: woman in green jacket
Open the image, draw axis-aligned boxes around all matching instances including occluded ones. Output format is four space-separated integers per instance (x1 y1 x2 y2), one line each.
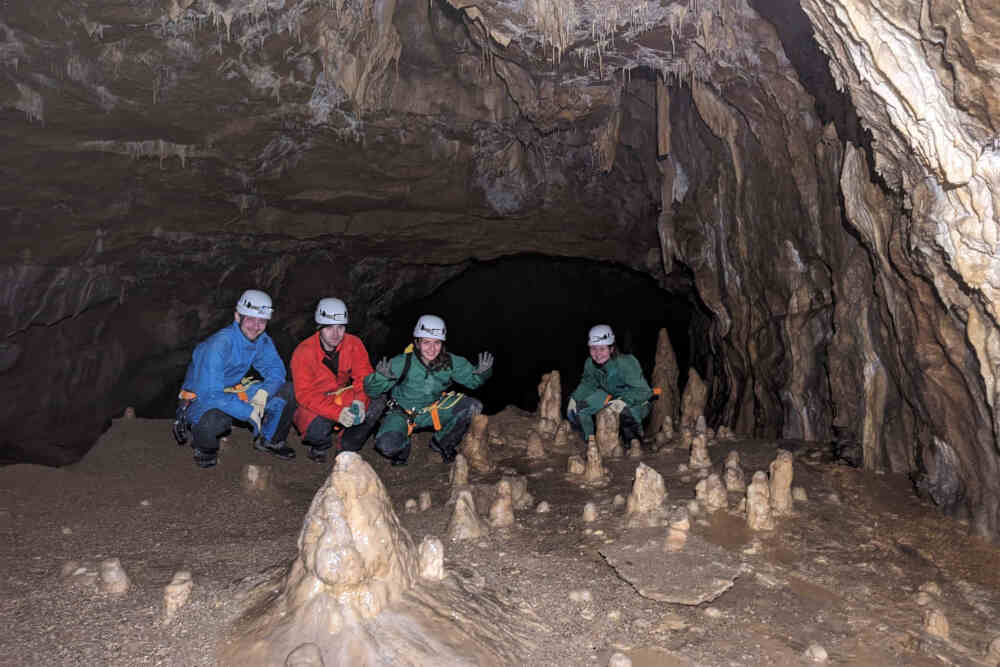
364 315 493 465
567 324 652 450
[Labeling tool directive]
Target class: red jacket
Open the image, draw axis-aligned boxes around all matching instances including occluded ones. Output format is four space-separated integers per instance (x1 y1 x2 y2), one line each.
291 332 373 433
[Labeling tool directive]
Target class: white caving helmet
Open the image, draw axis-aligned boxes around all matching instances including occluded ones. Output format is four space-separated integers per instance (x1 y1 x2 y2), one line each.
413 314 447 341
236 289 274 320
315 297 348 325
587 324 615 346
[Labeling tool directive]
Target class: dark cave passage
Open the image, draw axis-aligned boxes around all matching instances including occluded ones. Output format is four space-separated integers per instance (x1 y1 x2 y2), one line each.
371 254 695 416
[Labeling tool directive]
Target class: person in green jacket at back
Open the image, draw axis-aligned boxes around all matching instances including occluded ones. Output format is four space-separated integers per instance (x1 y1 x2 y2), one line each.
364 314 493 466
567 324 653 450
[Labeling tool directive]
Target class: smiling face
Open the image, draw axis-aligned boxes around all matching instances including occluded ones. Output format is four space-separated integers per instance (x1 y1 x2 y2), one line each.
418 337 443 363
236 313 268 342
319 324 346 350
589 344 612 366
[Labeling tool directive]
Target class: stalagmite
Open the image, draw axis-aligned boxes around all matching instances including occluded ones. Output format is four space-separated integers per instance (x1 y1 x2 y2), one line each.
460 414 494 473
695 473 727 513
418 536 445 581
242 464 271 492
553 420 572 451
525 429 546 459
746 471 775 530
583 436 609 485
405 498 418 513
163 570 193 623
987 637 1000 666
724 450 745 493
923 608 949 640
419 490 432 511
769 449 794 516
489 478 515 528
694 415 707 434
595 407 621 457
567 455 586 476
688 432 711 469
503 474 534 510
582 502 598 522
99 558 130 594
536 371 561 437
628 439 641 459
625 462 668 528
449 489 488 541
679 368 707 429
663 510 690 552
648 329 679 438
717 425 734 440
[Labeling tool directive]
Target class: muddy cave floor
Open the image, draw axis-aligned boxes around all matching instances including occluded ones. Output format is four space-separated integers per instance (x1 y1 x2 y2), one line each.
1 408 999 667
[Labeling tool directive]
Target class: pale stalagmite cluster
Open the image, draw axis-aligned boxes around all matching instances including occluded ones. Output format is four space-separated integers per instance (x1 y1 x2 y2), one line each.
489 478 515 528
724 451 746 493
746 471 776 531
768 449 795 517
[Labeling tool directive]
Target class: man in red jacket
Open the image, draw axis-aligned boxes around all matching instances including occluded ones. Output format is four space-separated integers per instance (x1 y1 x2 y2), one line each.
291 297 376 462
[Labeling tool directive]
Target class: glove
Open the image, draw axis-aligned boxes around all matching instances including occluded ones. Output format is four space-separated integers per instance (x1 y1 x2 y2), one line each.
249 389 268 410
475 351 494 374
606 398 627 415
567 398 578 419
338 401 364 427
376 357 395 379
249 403 265 435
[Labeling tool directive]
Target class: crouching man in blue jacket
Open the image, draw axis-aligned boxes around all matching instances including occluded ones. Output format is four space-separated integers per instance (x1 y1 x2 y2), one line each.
173 289 296 468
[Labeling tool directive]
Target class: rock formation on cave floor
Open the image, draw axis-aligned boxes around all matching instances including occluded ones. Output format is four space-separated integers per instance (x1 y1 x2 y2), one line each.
1 408 999 666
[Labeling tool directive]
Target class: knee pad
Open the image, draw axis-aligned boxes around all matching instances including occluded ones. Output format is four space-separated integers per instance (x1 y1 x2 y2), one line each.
375 430 409 458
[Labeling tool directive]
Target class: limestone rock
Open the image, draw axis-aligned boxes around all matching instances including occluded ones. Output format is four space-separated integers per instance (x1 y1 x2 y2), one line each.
450 454 469 487
679 369 708 429
404 498 418 513
567 455 586 476
648 328 680 439
608 651 632 667
923 608 949 640
553 420 572 451
525 430 546 460
460 414 494 473
419 491 432 512
99 558 130 595
535 501 551 513
489 479 515 528
624 463 668 528
418 536 445 581
449 489 488 541
723 451 745 493
536 371 561 437
595 407 621 457
285 643 324 667
242 464 271 492
987 637 1000 665
664 510 690 552
747 471 776 531
601 532 741 605
503 474 534 510
769 449 794 516
695 474 727 513
583 436 609 486
804 643 828 663
688 432 712 470
582 502 598 523
163 570 193 623
694 415 707 435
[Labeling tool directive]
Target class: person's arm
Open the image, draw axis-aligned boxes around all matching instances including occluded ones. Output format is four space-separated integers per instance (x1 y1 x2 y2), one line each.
192 337 253 421
345 337 375 406
571 360 601 402
450 353 490 390
364 354 403 397
616 356 654 406
253 335 287 398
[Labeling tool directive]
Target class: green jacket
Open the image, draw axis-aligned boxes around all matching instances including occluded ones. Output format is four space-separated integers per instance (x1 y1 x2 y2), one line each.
570 354 652 414
364 350 490 411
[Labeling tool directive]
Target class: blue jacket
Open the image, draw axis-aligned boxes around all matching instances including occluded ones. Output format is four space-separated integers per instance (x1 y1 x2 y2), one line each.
182 321 287 425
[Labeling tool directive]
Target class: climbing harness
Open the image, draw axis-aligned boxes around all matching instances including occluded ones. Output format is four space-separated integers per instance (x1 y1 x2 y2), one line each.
386 391 464 435
171 376 260 445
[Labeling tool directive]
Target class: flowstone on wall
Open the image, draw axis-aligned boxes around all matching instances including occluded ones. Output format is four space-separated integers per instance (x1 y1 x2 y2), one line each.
221 453 538 666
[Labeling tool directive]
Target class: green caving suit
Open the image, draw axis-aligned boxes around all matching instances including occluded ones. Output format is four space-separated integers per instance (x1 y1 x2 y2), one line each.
570 353 653 440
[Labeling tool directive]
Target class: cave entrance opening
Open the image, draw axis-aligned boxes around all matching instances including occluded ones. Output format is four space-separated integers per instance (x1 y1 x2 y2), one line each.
374 253 695 416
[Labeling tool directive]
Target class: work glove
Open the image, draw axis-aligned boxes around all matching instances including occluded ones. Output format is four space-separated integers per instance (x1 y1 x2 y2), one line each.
249 403 265 436
475 351 494 374
567 398 578 420
249 389 268 410
606 398 627 415
338 400 365 427
375 357 395 379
